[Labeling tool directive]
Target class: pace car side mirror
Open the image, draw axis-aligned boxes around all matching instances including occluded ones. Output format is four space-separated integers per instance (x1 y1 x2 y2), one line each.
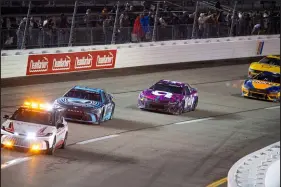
57 123 64 129
3 115 9 119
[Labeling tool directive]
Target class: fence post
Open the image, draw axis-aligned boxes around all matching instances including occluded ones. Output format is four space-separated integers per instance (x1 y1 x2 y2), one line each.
229 1 237 37
68 0 78 47
191 1 199 39
111 1 120 45
152 1 160 42
21 1 32 49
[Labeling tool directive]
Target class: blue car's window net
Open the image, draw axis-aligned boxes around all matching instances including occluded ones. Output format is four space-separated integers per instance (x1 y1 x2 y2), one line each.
64 89 102 101
151 83 183 94
11 109 53 126
260 57 280 66
254 73 280 83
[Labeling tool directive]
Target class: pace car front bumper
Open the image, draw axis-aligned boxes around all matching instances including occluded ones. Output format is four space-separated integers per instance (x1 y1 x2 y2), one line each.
1 134 49 151
138 99 179 113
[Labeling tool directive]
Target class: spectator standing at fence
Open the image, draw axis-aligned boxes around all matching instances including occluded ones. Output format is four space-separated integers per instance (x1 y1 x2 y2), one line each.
251 11 262 35
171 13 180 39
244 12 251 35
263 11 270 34
84 9 95 45
42 17 56 47
198 13 213 38
28 17 39 48
119 11 131 43
140 13 151 41
237 12 246 36
57 13 70 46
132 15 144 42
2 17 14 46
103 15 113 44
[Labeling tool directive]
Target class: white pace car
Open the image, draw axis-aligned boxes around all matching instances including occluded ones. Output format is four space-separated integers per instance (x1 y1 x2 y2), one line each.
1 101 68 155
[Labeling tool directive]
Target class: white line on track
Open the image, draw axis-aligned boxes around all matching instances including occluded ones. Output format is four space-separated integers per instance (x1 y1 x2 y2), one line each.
174 117 214 125
76 134 120 145
265 106 280 110
1 157 31 170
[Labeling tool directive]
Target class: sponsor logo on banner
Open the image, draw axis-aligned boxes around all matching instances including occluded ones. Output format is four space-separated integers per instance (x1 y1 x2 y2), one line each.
96 52 114 67
52 56 71 71
75 54 93 69
29 57 49 73
26 50 117 75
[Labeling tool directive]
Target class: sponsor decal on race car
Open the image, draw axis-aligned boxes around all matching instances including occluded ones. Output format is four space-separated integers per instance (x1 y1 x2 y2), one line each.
252 80 278 85
26 50 117 75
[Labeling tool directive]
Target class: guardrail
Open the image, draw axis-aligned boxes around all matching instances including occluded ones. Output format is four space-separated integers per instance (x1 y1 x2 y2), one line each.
228 141 280 187
1 34 280 79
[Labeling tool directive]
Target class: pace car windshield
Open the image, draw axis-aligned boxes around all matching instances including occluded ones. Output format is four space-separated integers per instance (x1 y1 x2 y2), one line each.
260 57 280 66
64 89 102 101
151 83 183 94
254 73 280 83
10 109 53 126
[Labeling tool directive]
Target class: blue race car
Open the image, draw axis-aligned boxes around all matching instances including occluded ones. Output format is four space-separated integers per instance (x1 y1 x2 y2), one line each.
53 86 115 125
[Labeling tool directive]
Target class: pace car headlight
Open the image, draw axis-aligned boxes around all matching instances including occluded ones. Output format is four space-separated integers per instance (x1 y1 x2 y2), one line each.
27 132 36 139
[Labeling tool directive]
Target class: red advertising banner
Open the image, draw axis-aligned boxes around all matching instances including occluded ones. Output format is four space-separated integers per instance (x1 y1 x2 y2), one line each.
26 50 117 75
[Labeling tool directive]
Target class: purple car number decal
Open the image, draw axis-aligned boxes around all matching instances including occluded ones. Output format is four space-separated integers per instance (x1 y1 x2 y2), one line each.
184 95 194 108
152 91 173 98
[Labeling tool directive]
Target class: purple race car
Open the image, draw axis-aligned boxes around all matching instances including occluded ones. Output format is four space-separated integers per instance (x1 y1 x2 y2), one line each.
138 80 198 115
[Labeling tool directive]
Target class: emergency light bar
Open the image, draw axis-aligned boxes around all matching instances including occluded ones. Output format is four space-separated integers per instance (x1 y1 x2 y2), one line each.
23 101 52 111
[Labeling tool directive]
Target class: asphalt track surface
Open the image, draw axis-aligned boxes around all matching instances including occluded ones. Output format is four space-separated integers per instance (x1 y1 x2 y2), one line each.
1 64 280 187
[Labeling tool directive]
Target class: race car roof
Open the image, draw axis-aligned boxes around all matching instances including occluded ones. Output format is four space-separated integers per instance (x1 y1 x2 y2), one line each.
158 80 185 86
72 86 104 93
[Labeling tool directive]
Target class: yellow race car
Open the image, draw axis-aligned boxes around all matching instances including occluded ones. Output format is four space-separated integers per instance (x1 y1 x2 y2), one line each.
248 55 280 78
242 71 280 102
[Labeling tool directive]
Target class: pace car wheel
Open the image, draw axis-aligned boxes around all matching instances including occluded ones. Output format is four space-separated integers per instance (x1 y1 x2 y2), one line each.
60 132 68 149
47 137 56 155
191 98 198 111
